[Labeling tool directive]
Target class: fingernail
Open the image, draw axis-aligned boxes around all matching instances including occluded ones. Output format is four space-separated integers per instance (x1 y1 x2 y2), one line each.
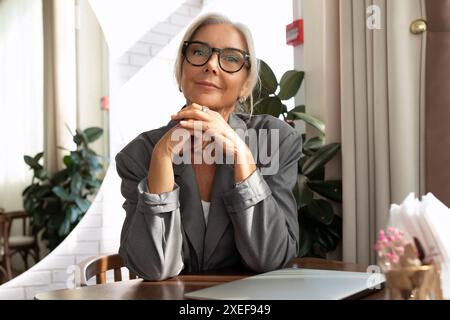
180 120 187 125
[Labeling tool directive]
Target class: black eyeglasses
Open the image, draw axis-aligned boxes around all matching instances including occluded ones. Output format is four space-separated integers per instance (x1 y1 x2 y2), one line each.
182 41 250 73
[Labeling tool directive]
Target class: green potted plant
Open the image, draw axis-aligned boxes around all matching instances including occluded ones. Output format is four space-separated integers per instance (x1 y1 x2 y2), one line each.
22 127 104 251
246 60 342 257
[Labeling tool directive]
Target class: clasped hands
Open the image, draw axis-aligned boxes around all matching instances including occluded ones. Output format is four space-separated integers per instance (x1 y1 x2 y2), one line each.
159 103 253 165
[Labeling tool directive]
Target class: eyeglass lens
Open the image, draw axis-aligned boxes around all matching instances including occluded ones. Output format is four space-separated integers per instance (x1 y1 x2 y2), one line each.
184 42 247 73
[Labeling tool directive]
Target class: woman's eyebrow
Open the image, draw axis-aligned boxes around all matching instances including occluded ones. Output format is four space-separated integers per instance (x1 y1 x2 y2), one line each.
191 40 246 50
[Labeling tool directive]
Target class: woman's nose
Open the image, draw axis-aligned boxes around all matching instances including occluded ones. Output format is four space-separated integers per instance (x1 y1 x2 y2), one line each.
203 52 220 73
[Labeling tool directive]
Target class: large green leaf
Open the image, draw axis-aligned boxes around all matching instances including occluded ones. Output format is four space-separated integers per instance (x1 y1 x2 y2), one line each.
58 218 71 237
33 152 44 162
308 180 342 203
302 143 341 176
277 70 304 100
24 155 39 170
298 214 314 257
70 173 82 194
63 155 74 168
254 96 282 117
84 127 103 143
305 199 335 226
286 105 305 118
296 174 313 207
258 59 278 94
326 215 342 239
303 136 325 152
73 129 84 146
316 226 337 252
52 186 69 201
66 205 82 224
36 169 49 180
51 169 69 185
75 197 91 212
286 112 325 134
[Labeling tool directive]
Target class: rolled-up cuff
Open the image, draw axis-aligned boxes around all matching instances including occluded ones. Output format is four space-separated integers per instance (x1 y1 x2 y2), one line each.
222 169 272 213
137 178 180 214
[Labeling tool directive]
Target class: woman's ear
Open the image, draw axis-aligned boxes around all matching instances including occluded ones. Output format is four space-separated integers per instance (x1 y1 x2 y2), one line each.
239 78 251 100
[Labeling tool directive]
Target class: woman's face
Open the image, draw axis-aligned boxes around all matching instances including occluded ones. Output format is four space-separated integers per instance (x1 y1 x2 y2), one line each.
180 23 250 112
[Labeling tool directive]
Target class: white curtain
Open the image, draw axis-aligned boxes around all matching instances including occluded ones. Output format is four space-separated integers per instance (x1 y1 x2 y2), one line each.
0 0 44 210
42 0 77 173
303 0 426 265
340 0 426 265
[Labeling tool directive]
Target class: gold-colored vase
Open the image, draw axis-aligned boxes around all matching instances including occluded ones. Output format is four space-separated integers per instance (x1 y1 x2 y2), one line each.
384 264 443 300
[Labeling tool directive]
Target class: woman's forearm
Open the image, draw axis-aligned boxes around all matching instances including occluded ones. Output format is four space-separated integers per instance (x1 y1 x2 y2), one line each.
147 147 175 194
234 142 257 183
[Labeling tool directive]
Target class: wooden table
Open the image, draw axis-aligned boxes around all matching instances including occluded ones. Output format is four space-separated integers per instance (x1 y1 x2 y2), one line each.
34 258 385 300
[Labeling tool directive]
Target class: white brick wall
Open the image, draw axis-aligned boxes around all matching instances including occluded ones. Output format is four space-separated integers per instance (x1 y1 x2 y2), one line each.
0 166 125 299
113 0 202 88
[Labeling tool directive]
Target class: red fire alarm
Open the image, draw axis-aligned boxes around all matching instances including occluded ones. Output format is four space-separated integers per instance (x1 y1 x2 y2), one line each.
286 19 304 46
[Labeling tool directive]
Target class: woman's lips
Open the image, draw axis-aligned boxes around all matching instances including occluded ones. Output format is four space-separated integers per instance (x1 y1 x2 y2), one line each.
196 81 220 89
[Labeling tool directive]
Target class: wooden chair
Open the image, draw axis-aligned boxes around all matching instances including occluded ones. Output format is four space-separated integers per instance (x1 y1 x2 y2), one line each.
2 211 40 271
78 253 138 286
0 213 13 283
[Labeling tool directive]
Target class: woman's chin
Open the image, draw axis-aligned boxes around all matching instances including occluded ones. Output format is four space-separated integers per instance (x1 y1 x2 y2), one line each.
190 98 223 109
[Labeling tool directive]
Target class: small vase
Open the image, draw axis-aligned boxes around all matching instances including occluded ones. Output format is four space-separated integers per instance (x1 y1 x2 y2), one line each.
384 264 443 300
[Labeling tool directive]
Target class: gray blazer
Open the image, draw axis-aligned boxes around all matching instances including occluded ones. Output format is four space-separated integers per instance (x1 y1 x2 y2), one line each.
115 111 302 281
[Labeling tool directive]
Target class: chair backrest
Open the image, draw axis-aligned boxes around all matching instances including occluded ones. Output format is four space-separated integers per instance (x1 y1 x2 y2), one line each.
0 214 12 281
0 214 11 250
78 253 137 286
5 211 32 236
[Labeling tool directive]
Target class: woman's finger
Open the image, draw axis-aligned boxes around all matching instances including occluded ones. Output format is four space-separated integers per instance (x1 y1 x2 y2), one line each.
171 109 211 122
179 119 210 131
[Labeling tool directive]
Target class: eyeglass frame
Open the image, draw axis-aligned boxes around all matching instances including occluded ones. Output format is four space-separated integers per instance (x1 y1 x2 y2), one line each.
182 40 251 73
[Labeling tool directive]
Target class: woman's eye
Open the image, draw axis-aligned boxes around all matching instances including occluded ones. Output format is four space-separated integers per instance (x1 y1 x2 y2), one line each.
222 55 240 63
193 49 207 56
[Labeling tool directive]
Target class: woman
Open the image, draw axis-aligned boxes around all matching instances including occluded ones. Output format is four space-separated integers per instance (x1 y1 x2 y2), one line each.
115 13 302 281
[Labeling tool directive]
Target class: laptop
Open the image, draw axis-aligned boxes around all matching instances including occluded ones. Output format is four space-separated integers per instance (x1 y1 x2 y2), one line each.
184 268 385 300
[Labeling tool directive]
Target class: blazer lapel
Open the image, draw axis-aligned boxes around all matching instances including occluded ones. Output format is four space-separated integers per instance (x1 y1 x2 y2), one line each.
203 112 249 267
203 163 234 267
173 162 206 270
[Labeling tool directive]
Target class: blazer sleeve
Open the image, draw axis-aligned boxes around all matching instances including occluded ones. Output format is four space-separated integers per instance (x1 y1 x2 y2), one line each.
116 149 184 281
222 129 302 272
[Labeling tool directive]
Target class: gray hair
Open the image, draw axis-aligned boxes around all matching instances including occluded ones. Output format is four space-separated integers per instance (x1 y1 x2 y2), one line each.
174 13 259 115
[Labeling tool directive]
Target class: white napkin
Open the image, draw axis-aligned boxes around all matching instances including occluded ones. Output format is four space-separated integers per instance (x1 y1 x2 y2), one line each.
388 192 450 263
388 192 450 298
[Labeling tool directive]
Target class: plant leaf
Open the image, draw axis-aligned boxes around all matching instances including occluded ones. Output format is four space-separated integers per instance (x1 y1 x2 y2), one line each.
66 205 82 224
33 152 44 162
258 59 278 94
298 213 314 257
317 224 340 252
24 155 38 169
305 199 335 226
278 70 304 100
75 197 91 212
52 186 69 201
302 143 341 176
254 96 282 117
326 215 342 239
303 136 325 151
58 218 71 237
63 155 74 168
286 112 325 134
84 127 103 143
286 106 306 121
296 174 313 207
70 173 82 194
308 180 342 203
